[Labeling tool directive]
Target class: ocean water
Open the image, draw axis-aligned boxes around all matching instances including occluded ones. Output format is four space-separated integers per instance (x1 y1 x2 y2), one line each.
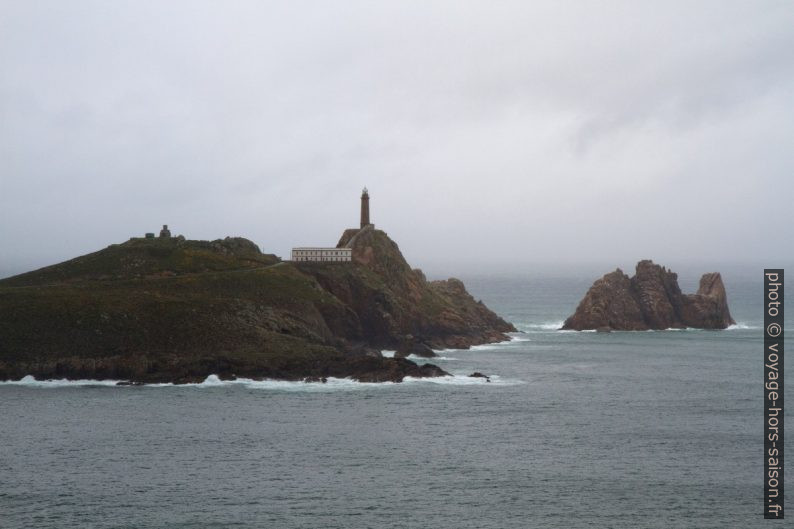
1 266 789 528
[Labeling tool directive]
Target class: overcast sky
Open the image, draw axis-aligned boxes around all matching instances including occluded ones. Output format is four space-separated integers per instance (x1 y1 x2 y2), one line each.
1 1 793 277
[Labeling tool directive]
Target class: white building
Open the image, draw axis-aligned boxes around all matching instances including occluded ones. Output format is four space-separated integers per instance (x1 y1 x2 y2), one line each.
290 189 370 263
291 247 352 262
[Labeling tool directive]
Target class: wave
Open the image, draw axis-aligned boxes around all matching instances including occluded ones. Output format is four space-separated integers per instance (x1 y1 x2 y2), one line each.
175 375 382 391
406 354 458 361
379 350 460 360
640 324 758 332
0 373 521 390
180 374 523 388
726 322 760 330
378 350 456 360
403 374 524 386
0 375 122 387
555 325 756 333
469 342 508 351
533 321 565 330
517 321 564 333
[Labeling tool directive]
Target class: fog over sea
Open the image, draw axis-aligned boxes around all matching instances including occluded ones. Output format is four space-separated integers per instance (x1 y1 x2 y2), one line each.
2 265 789 529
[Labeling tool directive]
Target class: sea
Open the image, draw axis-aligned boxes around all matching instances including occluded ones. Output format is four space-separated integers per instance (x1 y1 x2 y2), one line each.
1 265 789 528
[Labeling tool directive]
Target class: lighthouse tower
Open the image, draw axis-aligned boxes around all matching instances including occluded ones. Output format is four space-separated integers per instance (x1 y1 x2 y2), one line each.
360 187 371 228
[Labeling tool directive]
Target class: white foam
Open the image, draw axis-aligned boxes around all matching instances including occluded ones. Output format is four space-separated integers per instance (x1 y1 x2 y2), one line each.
465 336 517 351
406 354 458 361
495 321 758 334
376 350 456 360
403 374 524 386
146 375 383 391
0 373 523 390
199 374 225 386
204 376 386 391
468 343 507 351
0 375 122 387
659 324 758 332
726 322 759 330
160 374 524 389
518 321 565 333
535 321 565 330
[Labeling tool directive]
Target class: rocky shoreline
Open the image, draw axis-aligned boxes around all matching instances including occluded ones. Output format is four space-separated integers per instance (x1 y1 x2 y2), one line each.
0 230 515 384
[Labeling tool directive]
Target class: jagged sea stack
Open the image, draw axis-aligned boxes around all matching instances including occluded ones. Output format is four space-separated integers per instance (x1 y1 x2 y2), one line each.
562 260 735 331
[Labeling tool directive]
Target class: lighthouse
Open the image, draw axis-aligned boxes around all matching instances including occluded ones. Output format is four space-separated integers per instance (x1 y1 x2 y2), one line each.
291 188 374 261
360 187 371 228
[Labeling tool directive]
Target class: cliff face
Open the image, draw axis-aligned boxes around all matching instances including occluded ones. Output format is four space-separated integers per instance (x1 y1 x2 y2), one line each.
561 260 735 331
680 273 736 329
0 231 514 383
305 226 516 349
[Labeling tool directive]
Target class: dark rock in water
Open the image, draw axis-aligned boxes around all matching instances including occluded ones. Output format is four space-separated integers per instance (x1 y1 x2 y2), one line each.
350 358 448 383
469 372 491 382
346 343 383 358
562 260 735 331
679 272 736 330
596 326 611 333
395 341 437 358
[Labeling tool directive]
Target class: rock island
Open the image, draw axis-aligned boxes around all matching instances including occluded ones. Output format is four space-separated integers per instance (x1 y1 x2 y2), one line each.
562 260 735 331
0 189 515 384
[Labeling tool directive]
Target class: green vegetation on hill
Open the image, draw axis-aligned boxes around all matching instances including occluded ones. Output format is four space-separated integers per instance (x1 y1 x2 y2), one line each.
0 236 279 287
0 230 514 383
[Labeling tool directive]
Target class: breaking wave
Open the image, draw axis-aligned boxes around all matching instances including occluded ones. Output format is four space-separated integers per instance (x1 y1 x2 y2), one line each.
0 375 122 387
403 374 524 386
518 321 564 333
726 322 759 330
377 351 457 360
406 354 458 361
1 373 522 390
469 343 508 351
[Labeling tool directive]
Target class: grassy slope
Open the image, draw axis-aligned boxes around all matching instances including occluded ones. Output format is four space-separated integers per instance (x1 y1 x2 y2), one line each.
0 237 279 287
0 238 357 381
0 231 511 381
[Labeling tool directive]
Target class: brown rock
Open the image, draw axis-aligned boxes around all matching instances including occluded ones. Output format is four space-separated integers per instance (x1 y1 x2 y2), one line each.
312 227 516 350
0 228 512 384
680 272 736 329
562 260 735 331
561 268 647 331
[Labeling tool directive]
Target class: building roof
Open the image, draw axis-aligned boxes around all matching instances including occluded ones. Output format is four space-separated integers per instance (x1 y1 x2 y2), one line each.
291 247 352 251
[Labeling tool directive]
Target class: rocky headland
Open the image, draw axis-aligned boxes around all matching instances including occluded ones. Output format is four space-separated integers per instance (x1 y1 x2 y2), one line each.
0 228 515 384
561 260 735 331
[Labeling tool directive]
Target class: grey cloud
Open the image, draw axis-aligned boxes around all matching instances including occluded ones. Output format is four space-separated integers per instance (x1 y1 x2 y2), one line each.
1 0 793 278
